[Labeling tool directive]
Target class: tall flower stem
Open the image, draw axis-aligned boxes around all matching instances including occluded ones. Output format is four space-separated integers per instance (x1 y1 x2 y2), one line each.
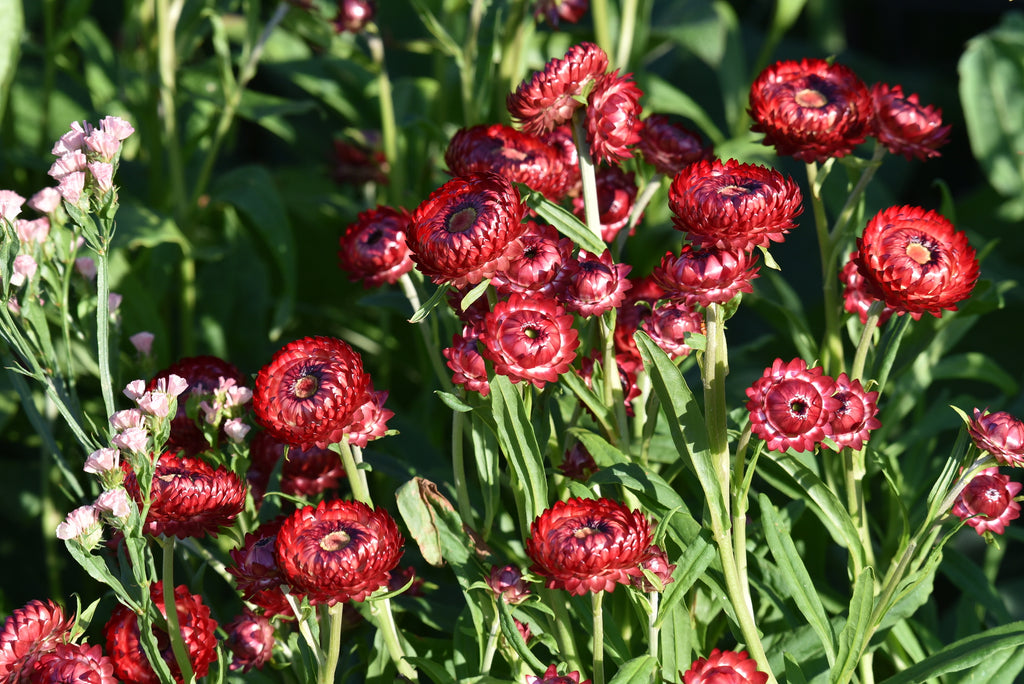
615 0 639 71
94 231 116 420
399 273 454 391
572 111 603 242
335 438 372 506
370 597 418 680
592 591 606 684
317 603 345 684
161 538 196 684
452 407 476 526
590 0 613 60
805 161 844 375
367 26 403 204
602 309 630 453
481 612 501 674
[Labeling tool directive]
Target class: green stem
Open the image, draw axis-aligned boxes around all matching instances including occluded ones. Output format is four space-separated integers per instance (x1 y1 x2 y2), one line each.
461 0 486 125
592 591 605 684
452 408 476 526
602 309 630 454
850 304 882 382
367 27 403 204
335 439 372 506
481 611 500 674
542 588 581 670
155 0 187 216
805 161 845 375
590 0 612 59
828 143 887 243
399 273 454 391
94 234 116 420
614 0 638 71
317 603 345 684
572 111 603 243
371 597 418 680
647 591 660 665
161 538 196 684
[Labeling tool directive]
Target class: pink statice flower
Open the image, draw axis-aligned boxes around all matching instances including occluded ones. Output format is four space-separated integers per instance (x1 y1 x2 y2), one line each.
52 121 92 156
84 448 121 475
95 488 132 519
88 161 114 194
110 409 145 431
111 427 149 454
56 505 102 545
85 130 121 162
99 116 135 141
0 190 25 223
75 257 97 281
137 391 171 419
152 373 189 399
16 218 50 245
58 171 86 205
49 150 88 180
224 418 251 443
10 255 37 287
28 187 62 214
123 379 147 401
129 332 155 356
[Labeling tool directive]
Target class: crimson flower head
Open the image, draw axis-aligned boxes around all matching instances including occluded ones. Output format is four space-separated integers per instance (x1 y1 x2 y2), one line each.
409 173 528 289
508 42 609 135
952 468 1022 536
631 544 676 593
641 300 706 360
0 599 72 683
494 221 573 297
745 358 841 453
333 0 375 33
104 582 218 684
827 373 881 451
274 498 404 605
525 497 653 595
527 664 591 684
749 58 872 163
652 245 760 308
124 452 246 538
572 166 638 243
344 387 393 448
443 327 491 397
870 83 951 160
29 642 117 684
225 610 274 672
338 205 414 288
253 336 371 450
585 70 644 166
487 565 532 604
854 205 979 319
840 251 895 326
682 649 769 684
479 293 580 389
554 249 633 318
330 136 388 185
534 0 589 26
968 408 1024 467
637 114 714 177
227 519 292 617
560 443 599 481
668 158 803 251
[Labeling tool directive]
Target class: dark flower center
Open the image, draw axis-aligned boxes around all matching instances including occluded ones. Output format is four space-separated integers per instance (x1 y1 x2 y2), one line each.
524 327 539 339
447 206 479 234
795 88 828 108
790 400 808 417
293 373 320 399
319 529 352 552
365 229 383 245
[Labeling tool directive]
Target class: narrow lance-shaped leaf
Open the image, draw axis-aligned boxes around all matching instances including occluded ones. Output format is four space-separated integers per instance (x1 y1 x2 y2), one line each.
831 567 875 684
489 375 549 535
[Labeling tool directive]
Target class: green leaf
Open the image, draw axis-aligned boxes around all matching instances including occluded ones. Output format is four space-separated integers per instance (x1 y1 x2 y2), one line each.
608 655 658 684
526 193 607 255
932 352 1019 396
879 621 1024 684
409 283 449 324
497 598 547 673
655 529 715 629
559 367 616 439
395 478 446 567
63 541 141 613
435 390 474 413
759 493 838 666
0 0 22 126
568 428 631 467
489 376 548 534
831 567 874 684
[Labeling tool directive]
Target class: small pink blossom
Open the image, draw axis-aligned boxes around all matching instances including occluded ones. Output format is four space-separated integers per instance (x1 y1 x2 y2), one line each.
129 332 155 356
10 254 37 287
51 121 92 156
99 116 135 141
16 217 50 245
94 488 132 519
218 377 252 408
56 505 101 541
28 187 62 214
153 373 188 398
85 129 120 162
58 171 86 205
48 150 88 180
137 391 171 418
123 379 147 401
110 408 145 431
87 161 114 194
111 426 149 454
84 448 121 474
75 257 97 281
199 400 218 425
108 292 123 312
0 190 25 222
224 418 251 443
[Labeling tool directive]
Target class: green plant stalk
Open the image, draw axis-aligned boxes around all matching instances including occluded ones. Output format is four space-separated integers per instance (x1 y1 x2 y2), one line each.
460 0 486 125
543 588 581 670
481 611 501 674
590 0 613 60
367 27 403 204
284 593 323 666
647 591 660 665
592 591 606 684
805 161 845 375
572 112 603 242
161 538 197 684
452 408 476 527
335 439 372 506
615 0 638 70
317 603 345 684
602 309 630 453
370 597 418 680
827 143 887 244
94 232 116 420
850 305 882 382
399 273 454 392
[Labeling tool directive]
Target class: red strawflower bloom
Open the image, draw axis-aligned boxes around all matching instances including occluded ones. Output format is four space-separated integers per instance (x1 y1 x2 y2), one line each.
280 441 347 499
637 114 714 177
952 468 1022 536
534 0 588 26
29 643 116 684
274 499 404 605
631 544 676 593
0 599 72 683
560 443 599 481
124 452 246 538
540 125 581 196
612 276 666 360
749 58 872 162
652 245 760 307
585 70 644 166
854 205 979 319
330 137 388 185
253 336 371 450
479 294 580 389
870 83 951 160
526 665 591 684
225 610 274 672
344 387 393 448
572 166 638 243
525 497 653 595
968 408 1024 467
338 205 413 288
148 355 248 456
227 519 292 617
508 43 609 135
443 327 491 397
516 619 533 644
104 582 218 684
408 173 528 289
554 249 632 317
640 300 706 359
487 565 532 605
827 373 881 451
668 158 803 251
682 649 769 684
745 358 841 453
493 221 573 297
333 0 375 32
840 251 895 326
446 124 572 201
578 351 642 416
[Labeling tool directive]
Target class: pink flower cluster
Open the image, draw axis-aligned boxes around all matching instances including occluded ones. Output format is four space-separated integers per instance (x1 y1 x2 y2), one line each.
47 116 134 206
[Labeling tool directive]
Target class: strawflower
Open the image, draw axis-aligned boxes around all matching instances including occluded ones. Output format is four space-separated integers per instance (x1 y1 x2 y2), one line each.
968 408 1024 467
681 648 769 684
951 468 1022 536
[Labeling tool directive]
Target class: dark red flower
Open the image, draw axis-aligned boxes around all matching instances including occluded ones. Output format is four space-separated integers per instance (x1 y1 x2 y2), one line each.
952 468 1022 536
968 408 1024 467
493 221 573 297
854 205 979 319
840 251 895 326
745 358 840 453
274 499 404 605
124 452 246 538
447 285 492 328
227 519 292 618
333 0 375 32
749 58 872 162
559 443 599 481
637 114 714 177
442 327 491 397
554 249 632 317
631 544 676 593
526 665 591 684
572 166 638 243
540 125 581 196
534 0 589 26
104 582 218 684
408 173 528 289
253 336 371 450
330 137 388 185
585 70 643 166
578 351 642 416
487 565 532 605
344 388 393 448
338 205 413 288
446 124 572 201
225 610 274 672
508 43 609 135
640 300 705 359
148 355 248 456
870 83 951 160
827 373 881 451
525 497 653 595
682 649 769 684
613 276 666 360
652 246 759 307
668 158 803 251
276 438 347 499
0 599 72 683
29 643 116 684
479 294 580 388
516 619 533 644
